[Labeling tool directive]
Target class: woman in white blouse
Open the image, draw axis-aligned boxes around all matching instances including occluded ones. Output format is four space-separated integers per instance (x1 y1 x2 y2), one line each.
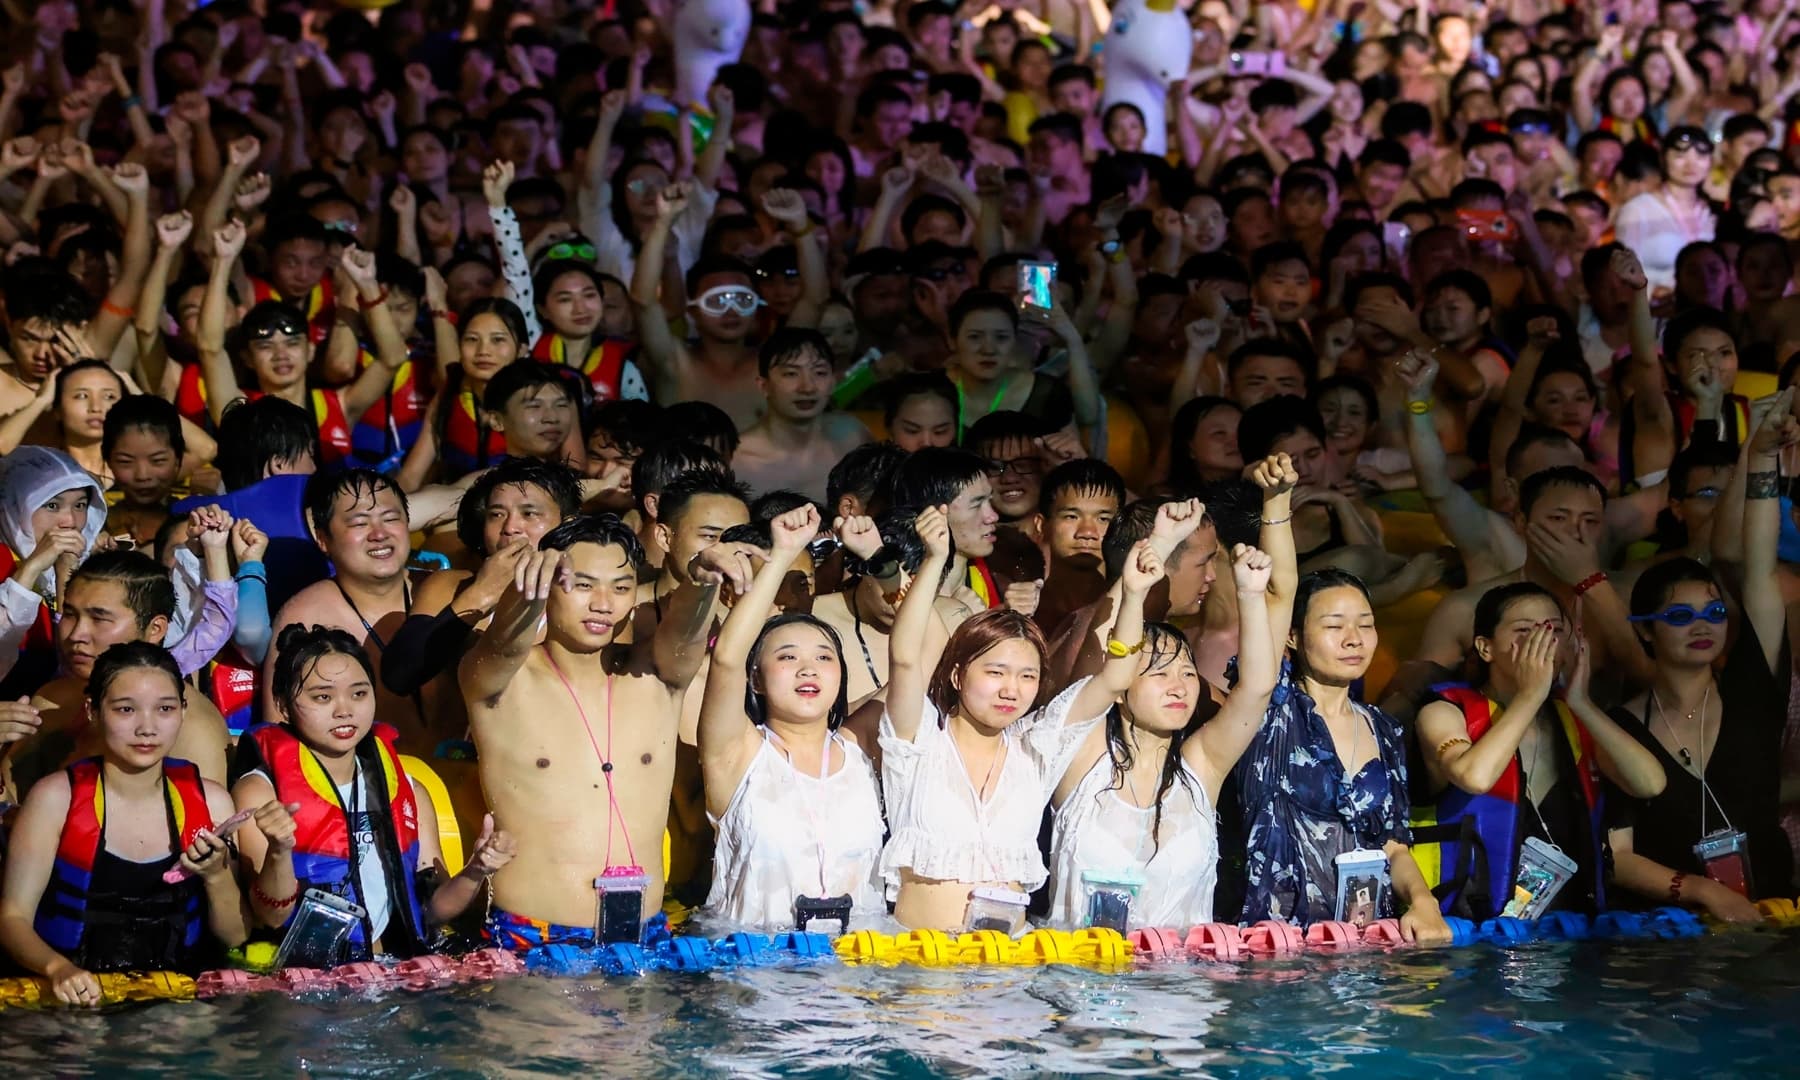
1613 127 1718 295
880 504 1155 933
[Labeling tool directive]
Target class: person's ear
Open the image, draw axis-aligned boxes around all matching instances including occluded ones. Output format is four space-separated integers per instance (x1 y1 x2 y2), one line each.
654 520 673 556
482 407 507 433
142 614 169 646
643 493 660 522
1286 627 1299 653
837 493 863 520
1473 636 1494 663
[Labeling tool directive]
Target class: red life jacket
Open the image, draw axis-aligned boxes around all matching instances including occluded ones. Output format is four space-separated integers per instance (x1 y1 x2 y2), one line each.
173 362 211 430
0 544 55 653
350 345 429 465
204 644 260 737
530 333 632 402
440 375 508 477
35 757 212 958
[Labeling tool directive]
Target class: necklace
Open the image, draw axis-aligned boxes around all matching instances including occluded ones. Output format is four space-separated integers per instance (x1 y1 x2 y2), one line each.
1651 683 1711 771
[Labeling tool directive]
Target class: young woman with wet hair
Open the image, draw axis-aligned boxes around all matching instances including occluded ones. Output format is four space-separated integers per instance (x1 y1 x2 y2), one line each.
695 504 885 931
0 642 246 1005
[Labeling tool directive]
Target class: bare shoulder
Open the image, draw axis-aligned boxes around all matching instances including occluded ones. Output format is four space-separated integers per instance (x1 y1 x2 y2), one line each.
274 579 343 624
825 412 874 448
413 568 473 611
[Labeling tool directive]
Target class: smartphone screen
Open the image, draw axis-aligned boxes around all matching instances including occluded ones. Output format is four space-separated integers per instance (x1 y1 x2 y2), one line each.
1018 261 1056 311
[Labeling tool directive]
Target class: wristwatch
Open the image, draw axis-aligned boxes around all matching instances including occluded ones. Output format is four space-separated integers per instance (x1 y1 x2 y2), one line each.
1099 238 1126 263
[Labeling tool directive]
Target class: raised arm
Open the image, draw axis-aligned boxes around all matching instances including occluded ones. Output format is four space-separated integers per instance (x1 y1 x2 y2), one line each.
457 548 564 706
1037 297 1101 431
859 163 915 254
1743 389 1797 670
1192 544 1277 796
1490 315 1556 492
695 505 821 810
134 211 193 396
762 188 827 328
886 505 952 742
1071 539 1159 719
1249 453 1300 654
197 136 260 260
651 562 725 694
630 182 690 395
693 86 735 191
1396 349 1506 578
86 163 152 360
578 90 627 239
335 247 412 426
197 221 249 424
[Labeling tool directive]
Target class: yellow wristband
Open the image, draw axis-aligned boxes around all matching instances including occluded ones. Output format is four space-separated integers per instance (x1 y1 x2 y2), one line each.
1407 399 1433 415
1105 637 1144 658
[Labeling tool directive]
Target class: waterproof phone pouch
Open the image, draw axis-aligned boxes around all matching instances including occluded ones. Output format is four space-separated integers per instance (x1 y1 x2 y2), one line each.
1080 870 1144 933
273 889 366 970
595 866 649 945
964 887 1030 933
1502 836 1579 920
794 894 854 934
1694 829 1753 898
1333 849 1391 927
1018 261 1056 311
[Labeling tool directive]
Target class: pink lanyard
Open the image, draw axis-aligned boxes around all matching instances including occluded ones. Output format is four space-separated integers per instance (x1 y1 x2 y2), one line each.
540 645 638 870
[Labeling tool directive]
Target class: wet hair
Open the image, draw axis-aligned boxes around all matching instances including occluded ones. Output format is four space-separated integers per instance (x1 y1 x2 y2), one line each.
1468 580 1562 684
67 549 177 630
744 613 852 731
1102 497 1216 580
270 624 376 723
1518 464 1607 515
1668 441 1738 499
458 296 531 349
1660 305 1733 365
85 640 185 710
758 326 833 377
1038 459 1126 518
684 253 756 299
719 521 772 548
1289 568 1374 672
750 490 816 524
52 357 126 406
102 389 186 461
1192 477 1261 549
455 457 584 555
948 289 1019 336
1167 396 1241 496
891 446 992 509
1102 621 1207 854
1629 556 1720 628
633 439 728 516
584 397 663 451
214 397 319 491
1237 395 1327 463
537 512 646 567
6 268 97 328
965 409 1054 455
1506 422 1582 476
827 441 907 519
1424 268 1493 314
925 608 1052 722
304 468 409 539
657 468 751 530
481 358 574 414
882 372 959 426
661 400 739 457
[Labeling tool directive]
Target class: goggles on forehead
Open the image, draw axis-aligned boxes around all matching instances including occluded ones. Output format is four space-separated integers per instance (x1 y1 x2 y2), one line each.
1666 130 1715 154
246 312 308 340
545 240 598 263
1628 601 1728 627
689 286 764 317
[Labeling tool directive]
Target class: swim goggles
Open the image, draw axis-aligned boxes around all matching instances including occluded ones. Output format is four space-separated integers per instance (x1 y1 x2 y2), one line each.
244 309 308 340
1665 129 1715 154
1628 601 1728 626
544 240 597 262
688 286 764 317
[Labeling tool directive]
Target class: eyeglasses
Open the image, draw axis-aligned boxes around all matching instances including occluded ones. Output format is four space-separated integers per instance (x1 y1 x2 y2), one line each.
1628 601 1728 626
625 178 658 196
986 456 1043 477
755 265 800 280
1511 121 1553 136
322 219 359 235
688 286 764 317
545 241 597 262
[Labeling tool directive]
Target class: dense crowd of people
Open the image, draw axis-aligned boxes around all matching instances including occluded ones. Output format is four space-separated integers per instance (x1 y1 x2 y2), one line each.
0 0 1797 1007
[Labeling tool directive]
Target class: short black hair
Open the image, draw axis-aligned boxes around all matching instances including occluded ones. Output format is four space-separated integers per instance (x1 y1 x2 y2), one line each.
304 468 409 539
883 372 959 426
481 359 575 414
661 400 740 457
758 326 833 377
1251 241 1310 280
892 446 993 509
1103 498 1168 580
1661 305 1733 365
1038 459 1125 518
1193 477 1261 548
827 441 906 518
215 397 319 491
750 490 815 523
1227 337 1317 382
948 289 1018 336
455 457 584 556
1505 422 1580 477
965 410 1054 454
1519 464 1607 515
1237 394 1327 463
684 253 756 298
538 512 646 567
102 393 187 461
657 468 751 530
1668 441 1738 499
585 398 663 452
5 267 95 327
1380 101 1434 140
67 549 177 629
1424 268 1493 313
1358 138 1412 171
633 438 728 516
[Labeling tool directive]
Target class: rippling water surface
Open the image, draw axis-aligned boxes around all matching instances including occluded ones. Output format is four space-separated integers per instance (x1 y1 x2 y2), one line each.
4 932 1796 1077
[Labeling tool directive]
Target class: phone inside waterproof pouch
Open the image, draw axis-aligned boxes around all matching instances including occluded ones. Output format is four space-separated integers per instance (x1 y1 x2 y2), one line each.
273 889 366 971
964 887 1030 933
595 867 649 945
1457 209 1515 243
1502 836 1579 921
1018 261 1056 312
1333 849 1391 928
1383 221 1412 260
794 894 854 935
1694 829 1754 898
1228 51 1285 77
1080 870 1144 934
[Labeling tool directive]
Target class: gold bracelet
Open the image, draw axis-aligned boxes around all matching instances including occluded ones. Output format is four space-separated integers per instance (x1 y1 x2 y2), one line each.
1435 735 1471 759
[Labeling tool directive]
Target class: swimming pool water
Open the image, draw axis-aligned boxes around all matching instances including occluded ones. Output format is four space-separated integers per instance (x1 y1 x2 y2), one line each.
4 931 1796 1077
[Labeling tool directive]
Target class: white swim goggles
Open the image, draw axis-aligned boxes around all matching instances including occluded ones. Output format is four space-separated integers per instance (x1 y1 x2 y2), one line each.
688 285 765 317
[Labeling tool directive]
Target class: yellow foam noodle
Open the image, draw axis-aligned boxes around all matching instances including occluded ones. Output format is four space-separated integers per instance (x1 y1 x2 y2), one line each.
400 755 462 877
1735 370 1778 402
1099 395 1154 492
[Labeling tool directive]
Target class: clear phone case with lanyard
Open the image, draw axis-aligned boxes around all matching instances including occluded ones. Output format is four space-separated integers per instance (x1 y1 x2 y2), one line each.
964 887 1030 933
594 866 648 945
1333 849 1391 928
1080 870 1144 933
274 889 367 970
1503 835 1579 920
1694 829 1754 897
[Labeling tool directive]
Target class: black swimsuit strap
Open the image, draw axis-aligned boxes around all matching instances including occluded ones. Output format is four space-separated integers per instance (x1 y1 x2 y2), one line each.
846 592 881 686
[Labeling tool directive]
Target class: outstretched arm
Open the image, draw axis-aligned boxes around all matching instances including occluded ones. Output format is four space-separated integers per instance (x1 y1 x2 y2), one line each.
1193 545 1278 797
1070 540 1158 720
458 549 563 706
1397 349 1506 578
630 182 690 397
651 567 724 694
335 247 412 426
886 505 953 742
1743 390 1797 671
197 221 249 424
763 188 827 328
1249 453 1300 657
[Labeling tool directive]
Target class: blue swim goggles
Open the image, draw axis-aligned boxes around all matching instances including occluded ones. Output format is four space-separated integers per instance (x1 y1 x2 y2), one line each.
1628 601 1728 627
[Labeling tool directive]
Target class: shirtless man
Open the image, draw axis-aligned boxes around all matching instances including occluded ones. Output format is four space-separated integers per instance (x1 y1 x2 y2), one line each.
647 470 751 611
1030 460 1126 636
2 549 229 803
633 182 766 430
264 470 432 752
891 447 1009 614
459 514 717 944
731 328 872 502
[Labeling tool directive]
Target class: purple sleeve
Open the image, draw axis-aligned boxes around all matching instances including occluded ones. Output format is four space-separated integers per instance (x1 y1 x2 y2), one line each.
170 579 239 677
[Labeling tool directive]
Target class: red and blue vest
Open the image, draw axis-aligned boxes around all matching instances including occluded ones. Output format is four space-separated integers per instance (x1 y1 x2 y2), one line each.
177 363 353 466
35 758 212 961
249 277 335 347
530 333 632 402
237 722 431 958
350 344 430 469
1416 685 1608 919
